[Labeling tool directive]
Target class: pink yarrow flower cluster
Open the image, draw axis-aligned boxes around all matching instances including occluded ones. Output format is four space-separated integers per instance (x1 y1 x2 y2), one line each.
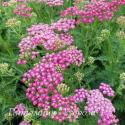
13 103 28 116
13 0 32 17
24 48 84 122
51 94 80 122
73 88 89 103
38 94 80 122
73 84 117 125
85 89 118 125
61 0 125 24
46 0 63 6
16 0 119 124
23 49 84 83
18 22 74 64
14 4 32 17
99 82 115 97
59 33 74 45
51 18 76 32
18 42 117 124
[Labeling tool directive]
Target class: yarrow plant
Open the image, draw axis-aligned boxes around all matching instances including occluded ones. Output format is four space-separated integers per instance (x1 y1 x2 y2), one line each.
17 19 75 64
12 103 28 116
16 19 118 124
85 89 118 125
13 0 32 17
51 18 76 32
3 0 124 124
99 83 115 97
61 0 125 24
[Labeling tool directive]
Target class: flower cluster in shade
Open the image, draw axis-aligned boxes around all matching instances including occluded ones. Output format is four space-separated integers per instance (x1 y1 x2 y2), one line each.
74 71 84 82
61 0 125 24
73 88 89 102
87 56 95 64
17 19 76 64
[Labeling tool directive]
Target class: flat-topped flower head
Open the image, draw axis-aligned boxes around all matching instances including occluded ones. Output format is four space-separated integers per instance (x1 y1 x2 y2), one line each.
13 4 32 17
85 89 117 125
61 0 125 24
73 88 88 102
99 83 115 97
18 23 74 64
13 103 28 116
51 18 76 32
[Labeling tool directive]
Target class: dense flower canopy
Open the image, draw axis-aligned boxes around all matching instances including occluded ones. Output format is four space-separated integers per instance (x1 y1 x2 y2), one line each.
2 0 125 124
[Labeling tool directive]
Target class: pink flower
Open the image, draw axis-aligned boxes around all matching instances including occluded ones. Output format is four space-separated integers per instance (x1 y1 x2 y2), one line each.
13 103 28 116
85 89 118 125
2 2 9 7
73 88 89 103
24 48 84 122
51 18 76 32
51 94 80 122
18 23 74 64
61 0 125 24
99 83 115 97
46 0 63 6
13 2 32 17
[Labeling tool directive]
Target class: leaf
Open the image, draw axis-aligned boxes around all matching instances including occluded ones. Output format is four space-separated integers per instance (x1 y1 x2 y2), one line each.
78 115 98 125
95 56 108 61
113 96 125 112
